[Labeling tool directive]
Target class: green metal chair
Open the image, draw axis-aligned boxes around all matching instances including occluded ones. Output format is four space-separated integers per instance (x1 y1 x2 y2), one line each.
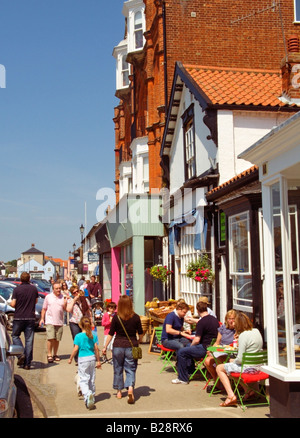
189 338 216 382
155 326 177 373
229 350 269 411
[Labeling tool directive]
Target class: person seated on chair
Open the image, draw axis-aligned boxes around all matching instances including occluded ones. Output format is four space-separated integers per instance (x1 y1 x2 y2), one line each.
216 311 263 407
172 301 220 384
204 309 236 392
161 301 191 352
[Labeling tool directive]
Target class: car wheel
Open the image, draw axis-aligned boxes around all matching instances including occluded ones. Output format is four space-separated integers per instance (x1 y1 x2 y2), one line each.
6 313 14 331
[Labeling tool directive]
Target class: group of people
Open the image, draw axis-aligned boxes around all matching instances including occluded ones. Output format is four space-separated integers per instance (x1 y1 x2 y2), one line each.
10 272 143 410
11 271 264 410
161 298 263 407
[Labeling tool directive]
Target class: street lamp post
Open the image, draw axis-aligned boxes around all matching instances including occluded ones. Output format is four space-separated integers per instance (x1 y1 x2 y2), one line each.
80 224 85 243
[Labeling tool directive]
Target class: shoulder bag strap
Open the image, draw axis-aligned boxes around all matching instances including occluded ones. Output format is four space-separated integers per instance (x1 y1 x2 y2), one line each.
117 315 134 348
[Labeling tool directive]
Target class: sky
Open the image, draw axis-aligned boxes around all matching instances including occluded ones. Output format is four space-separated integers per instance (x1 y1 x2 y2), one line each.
0 0 125 262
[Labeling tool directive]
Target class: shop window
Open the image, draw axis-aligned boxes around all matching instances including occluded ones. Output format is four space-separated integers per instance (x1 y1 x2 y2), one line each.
229 211 252 313
270 180 300 369
180 226 212 309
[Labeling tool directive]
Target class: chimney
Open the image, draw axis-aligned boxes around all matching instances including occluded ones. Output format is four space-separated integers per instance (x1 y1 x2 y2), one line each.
280 35 300 105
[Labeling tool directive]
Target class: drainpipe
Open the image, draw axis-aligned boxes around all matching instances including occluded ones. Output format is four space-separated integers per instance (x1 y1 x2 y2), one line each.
162 1 168 116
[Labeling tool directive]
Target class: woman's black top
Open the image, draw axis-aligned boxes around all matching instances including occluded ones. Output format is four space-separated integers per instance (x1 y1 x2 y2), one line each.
109 313 143 348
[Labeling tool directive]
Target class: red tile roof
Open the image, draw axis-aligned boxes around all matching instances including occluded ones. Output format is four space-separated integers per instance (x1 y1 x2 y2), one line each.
183 64 286 107
206 165 259 198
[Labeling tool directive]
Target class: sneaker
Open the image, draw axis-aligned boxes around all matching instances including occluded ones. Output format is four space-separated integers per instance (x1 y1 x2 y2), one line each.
172 378 188 385
86 393 95 410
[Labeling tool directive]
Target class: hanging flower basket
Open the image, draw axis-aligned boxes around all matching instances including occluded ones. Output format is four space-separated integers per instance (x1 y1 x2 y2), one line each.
186 253 215 283
150 264 173 283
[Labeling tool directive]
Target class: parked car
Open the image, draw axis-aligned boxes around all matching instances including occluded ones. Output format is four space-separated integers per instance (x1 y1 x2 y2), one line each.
30 279 51 292
0 281 43 330
0 283 16 330
2 279 49 300
0 311 24 418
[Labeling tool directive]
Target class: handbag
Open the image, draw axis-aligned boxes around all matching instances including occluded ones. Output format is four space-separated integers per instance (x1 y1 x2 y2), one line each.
117 316 142 360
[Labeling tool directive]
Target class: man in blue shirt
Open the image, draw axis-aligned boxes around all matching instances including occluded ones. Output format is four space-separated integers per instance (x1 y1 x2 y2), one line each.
172 301 219 384
162 301 191 351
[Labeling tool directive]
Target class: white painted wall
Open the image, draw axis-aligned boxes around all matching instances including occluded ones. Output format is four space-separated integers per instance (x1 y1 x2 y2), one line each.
169 86 217 195
218 110 291 184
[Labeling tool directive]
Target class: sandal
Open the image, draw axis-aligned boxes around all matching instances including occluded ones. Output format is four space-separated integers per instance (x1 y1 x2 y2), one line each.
220 395 237 407
127 392 135 404
116 391 122 399
47 356 54 363
53 355 61 362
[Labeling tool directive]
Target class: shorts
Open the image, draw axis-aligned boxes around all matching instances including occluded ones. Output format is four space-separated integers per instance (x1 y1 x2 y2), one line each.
224 362 258 375
46 324 63 341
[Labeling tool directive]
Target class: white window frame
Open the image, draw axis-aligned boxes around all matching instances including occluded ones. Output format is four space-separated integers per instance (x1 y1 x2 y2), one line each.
180 226 211 309
185 120 196 180
229 211 253 313
294 0 300 22
121 54 129 87
134 11 144 50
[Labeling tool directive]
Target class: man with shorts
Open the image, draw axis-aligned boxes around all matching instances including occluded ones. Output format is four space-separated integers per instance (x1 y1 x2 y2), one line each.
40 281 67 363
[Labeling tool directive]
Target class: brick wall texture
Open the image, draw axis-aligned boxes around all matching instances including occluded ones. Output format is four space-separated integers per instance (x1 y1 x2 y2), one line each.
114 0 300 198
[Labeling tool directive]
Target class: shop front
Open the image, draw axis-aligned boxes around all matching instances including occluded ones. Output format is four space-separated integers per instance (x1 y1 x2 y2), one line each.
241 112 300 418
105 193 165 315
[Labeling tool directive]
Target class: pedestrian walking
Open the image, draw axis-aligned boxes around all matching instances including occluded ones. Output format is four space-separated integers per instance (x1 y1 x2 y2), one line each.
66 285 92 363
10 272 39 369
87 275 102 300
101 301 117 360
102 295 143 404
68 316 101 410
61 281 70 325
40 281 67 363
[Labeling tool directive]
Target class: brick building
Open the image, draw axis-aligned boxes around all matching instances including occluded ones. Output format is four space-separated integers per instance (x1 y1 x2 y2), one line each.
97 0 300 315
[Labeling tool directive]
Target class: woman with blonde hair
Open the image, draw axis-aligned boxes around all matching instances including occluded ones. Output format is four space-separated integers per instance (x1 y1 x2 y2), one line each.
216 311 263 407
102 295 143 404
204 309 236 392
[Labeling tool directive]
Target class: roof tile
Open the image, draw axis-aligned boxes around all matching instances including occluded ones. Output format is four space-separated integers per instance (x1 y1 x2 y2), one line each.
183 64 286 106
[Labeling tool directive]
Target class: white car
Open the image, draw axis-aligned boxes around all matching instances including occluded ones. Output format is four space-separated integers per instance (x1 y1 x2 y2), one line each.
0 311 24 417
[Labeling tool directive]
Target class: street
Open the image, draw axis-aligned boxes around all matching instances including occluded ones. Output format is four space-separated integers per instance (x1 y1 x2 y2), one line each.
14 325 270 420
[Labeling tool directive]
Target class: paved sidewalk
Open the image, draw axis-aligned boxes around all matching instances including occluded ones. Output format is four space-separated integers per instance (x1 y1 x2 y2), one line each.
15 325 270 419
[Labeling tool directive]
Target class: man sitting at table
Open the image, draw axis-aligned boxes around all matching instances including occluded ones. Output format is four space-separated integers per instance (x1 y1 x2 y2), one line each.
172 301 219 384
161 301 191 352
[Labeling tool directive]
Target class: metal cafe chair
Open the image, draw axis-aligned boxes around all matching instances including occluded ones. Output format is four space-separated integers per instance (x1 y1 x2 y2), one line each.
229 350 269 411
155 326 177 373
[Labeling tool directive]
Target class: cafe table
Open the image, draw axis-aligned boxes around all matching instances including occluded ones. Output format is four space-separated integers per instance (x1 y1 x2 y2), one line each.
206 345 238 396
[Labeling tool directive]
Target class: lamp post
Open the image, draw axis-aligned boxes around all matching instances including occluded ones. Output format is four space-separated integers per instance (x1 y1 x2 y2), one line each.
80 224 85 243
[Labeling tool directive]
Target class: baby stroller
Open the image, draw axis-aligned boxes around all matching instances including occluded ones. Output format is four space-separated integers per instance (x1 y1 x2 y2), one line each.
91 298 104 326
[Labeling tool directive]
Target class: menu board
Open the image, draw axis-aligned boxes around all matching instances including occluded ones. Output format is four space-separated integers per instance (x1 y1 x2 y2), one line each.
148 328 162 355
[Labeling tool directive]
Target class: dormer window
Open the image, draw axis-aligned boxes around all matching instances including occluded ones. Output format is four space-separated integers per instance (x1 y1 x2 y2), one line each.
113 39 130 92
122 0 145 54
121 54 129 87
134 11 143 49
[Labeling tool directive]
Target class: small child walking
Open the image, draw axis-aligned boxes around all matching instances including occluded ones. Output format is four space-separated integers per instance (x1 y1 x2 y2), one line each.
101 301 117 360
68 316 101 410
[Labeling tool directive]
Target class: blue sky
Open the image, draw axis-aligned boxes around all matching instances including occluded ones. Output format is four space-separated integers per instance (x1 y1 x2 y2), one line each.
0 0 125 262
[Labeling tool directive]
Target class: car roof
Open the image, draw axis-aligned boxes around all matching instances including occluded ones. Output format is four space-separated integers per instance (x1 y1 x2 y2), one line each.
0 281 16 288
